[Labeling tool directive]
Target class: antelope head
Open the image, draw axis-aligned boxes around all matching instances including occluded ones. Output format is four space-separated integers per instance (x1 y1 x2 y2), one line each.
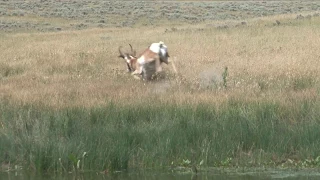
118 44 137 72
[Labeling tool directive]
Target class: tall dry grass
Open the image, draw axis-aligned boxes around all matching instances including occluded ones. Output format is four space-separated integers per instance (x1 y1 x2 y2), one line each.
1 14 319 108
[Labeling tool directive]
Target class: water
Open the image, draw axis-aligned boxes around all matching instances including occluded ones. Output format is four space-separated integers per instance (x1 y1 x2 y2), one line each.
1 168 320 180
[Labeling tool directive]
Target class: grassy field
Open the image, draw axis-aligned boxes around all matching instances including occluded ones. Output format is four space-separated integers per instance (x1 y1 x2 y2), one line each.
1 0 320 174
1 1 320 32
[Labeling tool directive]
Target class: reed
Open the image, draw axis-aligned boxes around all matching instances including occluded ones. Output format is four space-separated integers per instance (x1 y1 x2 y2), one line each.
0 96 319 172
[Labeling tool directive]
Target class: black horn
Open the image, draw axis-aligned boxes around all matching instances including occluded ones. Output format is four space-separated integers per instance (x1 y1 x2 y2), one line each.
129 44 136 56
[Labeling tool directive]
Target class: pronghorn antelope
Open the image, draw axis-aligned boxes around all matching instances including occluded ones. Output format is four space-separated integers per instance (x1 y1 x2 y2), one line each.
118 41 170 81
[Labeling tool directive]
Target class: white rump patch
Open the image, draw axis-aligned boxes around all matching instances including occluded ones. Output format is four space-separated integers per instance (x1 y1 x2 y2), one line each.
149 41 167 54
149 43 161 53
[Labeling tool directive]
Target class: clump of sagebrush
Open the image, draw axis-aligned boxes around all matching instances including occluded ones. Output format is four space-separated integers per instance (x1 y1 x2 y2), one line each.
291 76 314 91
0 64 25 78
0 96 319 173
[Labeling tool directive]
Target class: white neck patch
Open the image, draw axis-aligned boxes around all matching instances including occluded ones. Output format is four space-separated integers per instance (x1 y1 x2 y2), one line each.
124 56 131 63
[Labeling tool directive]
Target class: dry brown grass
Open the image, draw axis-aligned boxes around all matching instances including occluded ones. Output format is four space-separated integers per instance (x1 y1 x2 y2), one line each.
1 13 319 108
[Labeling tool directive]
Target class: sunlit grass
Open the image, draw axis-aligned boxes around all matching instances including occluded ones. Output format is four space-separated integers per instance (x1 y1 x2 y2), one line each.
1 14 319 107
